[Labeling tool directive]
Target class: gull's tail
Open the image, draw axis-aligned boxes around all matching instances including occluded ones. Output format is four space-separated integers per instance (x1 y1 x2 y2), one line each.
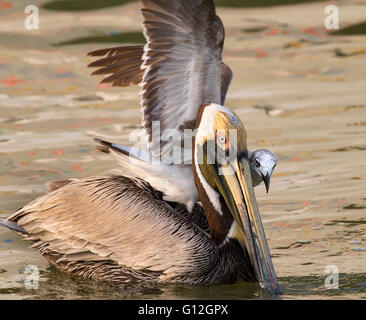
94 138 198 210
94 138 160 180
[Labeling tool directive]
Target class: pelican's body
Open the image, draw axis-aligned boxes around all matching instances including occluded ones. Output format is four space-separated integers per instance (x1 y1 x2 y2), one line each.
3 175 254 284
0 0 281 294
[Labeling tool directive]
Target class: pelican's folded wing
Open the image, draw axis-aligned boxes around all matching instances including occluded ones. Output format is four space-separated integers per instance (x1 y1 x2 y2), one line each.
4 176 216 283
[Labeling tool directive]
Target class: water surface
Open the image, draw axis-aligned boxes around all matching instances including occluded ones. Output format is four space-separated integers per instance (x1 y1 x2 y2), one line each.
0 0 365 300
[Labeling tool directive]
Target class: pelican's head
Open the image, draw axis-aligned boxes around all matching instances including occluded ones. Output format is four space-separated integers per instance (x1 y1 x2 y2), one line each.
249 149 277 192
193 103 280 295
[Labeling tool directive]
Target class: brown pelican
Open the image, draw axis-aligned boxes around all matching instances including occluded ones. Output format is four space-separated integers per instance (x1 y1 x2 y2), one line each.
0 103 280 293
0 0 281 294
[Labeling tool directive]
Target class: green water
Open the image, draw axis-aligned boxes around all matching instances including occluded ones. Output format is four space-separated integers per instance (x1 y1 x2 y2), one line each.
214 0 327 8
331 22 366 36
43 0 134 11
53 32 145 46
43 0 329 11
5 266 265 300
3 264 365 299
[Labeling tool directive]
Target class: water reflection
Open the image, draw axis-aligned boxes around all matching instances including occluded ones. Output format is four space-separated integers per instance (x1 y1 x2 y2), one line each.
43 0 327 11
331 22 366 36
43 0 135 11
53 32 145 46
281 273 366 299
10 266 264 300
214 0 325 8
5 265 366 299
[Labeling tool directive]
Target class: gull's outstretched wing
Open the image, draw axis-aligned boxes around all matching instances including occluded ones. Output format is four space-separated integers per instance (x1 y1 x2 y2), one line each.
88 46 145 87
88 45 233 104
137 0 224 158
88 0 226 157
141 0 223 157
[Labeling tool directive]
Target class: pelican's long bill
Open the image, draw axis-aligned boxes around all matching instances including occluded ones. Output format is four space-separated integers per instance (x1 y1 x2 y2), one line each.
196 104 281 295
216 155 281 295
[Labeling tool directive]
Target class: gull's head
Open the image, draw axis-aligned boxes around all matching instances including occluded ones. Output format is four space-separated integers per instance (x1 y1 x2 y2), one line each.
249 149 277 193
193 103 281 295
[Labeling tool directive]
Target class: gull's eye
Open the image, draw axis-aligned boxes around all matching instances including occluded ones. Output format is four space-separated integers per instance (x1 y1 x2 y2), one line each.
255 158 260 168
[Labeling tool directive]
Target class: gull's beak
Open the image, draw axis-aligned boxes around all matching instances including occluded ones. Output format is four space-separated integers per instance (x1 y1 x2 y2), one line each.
214 155 281 295
262 173 271 193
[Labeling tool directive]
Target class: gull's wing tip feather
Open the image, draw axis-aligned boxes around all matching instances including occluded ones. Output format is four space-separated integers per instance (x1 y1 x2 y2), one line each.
140 0 223 156
88 0 227 158
45 179 74 192
94 138 132 158
94 138 112 154
87 46 145 86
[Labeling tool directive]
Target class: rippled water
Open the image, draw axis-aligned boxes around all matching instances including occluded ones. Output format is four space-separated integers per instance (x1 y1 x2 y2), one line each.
0 0 366 299
2 262 366 300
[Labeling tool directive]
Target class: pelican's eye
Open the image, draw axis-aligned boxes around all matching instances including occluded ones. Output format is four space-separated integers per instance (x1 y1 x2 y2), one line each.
216 132 227 146
255 158 260 167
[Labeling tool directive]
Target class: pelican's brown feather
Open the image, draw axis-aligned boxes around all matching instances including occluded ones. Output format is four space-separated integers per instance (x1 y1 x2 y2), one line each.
5 175 246 284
